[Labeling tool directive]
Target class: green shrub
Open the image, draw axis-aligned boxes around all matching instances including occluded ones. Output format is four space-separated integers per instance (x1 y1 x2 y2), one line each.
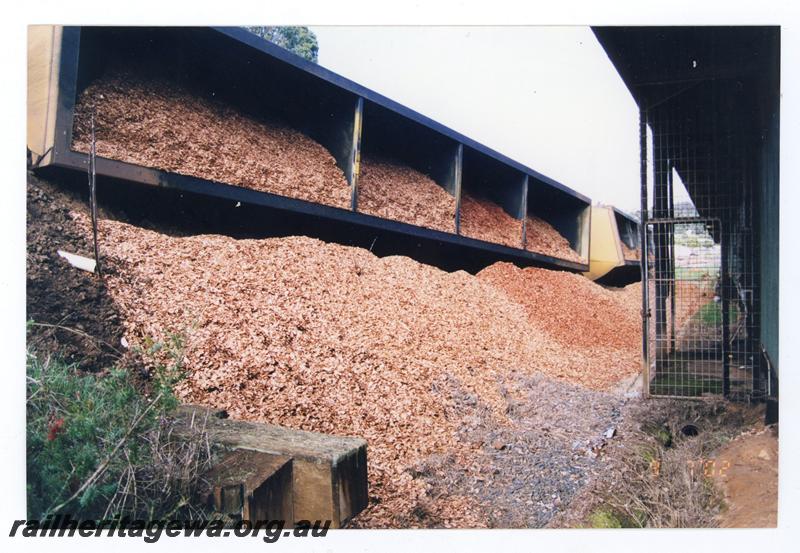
589 508 623 528
587 506 644 529
26 332 210 520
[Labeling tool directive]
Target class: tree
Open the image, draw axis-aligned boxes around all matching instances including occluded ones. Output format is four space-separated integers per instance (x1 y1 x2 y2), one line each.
243 26 319 63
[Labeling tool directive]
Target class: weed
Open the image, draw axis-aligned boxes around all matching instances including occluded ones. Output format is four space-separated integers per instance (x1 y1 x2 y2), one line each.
588 507 623 528
26 329 211 521
642 422 673 448
693 301 740 327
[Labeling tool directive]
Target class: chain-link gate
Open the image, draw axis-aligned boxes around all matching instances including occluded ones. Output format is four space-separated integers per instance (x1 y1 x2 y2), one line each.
635 62 767 401
643 213 760 400
646 218 725 397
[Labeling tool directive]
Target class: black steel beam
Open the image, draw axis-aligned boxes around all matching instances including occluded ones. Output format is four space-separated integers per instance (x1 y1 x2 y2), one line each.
45 151 587 273
639 107 651 396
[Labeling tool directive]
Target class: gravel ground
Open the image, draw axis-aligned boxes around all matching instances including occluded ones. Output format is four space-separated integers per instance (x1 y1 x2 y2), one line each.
414 372 627 528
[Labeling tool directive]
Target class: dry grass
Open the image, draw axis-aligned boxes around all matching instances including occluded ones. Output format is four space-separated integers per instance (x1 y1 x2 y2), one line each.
104 412 215 520
602 431 723 527
587 399 756 528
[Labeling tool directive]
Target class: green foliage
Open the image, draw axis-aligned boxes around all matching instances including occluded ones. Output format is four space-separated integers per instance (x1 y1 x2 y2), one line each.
650 373 723 397
642 423 673 448
26 331 205 520
674 232 714 249
585 506 645 529
588 508 622 528
694 301 739 326
639 444 660 464
243 26 319 63
139 331 188 411
674 266 716 282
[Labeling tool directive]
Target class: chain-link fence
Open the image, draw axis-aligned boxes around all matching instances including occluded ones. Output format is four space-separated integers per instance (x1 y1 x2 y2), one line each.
640 79 764 400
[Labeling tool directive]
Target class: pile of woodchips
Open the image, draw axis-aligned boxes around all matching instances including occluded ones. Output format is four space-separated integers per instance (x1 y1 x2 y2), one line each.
477 262 641 377
525 215 584 263
459 193 523 248
64 207 641 527
72 72 351 209
357 156 456 233
621 242 641 261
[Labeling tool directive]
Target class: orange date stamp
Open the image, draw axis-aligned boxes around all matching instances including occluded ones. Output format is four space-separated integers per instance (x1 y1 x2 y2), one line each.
649 458 731 478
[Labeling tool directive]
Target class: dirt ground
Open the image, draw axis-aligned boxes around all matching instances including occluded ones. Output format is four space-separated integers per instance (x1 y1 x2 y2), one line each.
716 427 778 527
26 172 133 371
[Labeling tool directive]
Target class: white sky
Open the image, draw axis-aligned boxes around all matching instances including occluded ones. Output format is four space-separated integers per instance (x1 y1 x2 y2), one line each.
310 26 641 212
